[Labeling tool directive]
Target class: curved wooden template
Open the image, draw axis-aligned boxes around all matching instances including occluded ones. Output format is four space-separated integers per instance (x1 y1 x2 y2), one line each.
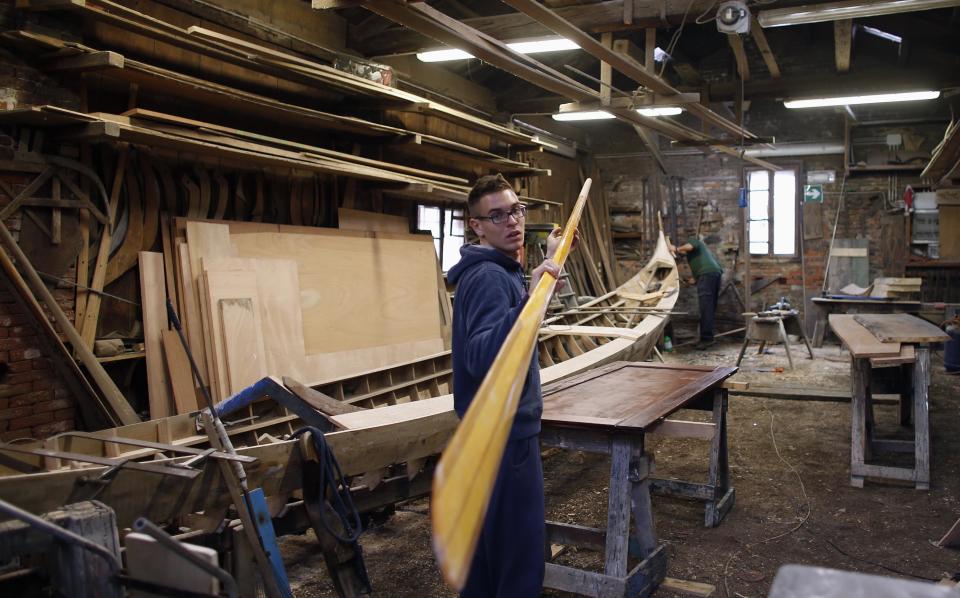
212 171 229 220
289 179 303 226
156 162 179 214
252 172 264 222
140 155 160 251
180 173 200 218
194 166 211 219
233 173 248 221
103 164 144 286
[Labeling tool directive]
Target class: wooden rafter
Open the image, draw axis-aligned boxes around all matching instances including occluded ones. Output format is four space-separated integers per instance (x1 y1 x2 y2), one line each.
355 1 776 168
497 0 765 143
727 33 750 81
750 17 781 78
358 0 717 56
834 19 853 73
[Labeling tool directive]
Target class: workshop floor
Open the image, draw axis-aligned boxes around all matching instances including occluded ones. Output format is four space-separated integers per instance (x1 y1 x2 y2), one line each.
281 339 960 597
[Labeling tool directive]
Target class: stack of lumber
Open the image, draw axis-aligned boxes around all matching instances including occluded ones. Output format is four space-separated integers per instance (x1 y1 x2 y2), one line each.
141 215 452 418
871 277 922 299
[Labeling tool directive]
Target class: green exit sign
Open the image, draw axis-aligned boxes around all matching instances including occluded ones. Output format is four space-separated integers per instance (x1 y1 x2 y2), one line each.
804 184 823 203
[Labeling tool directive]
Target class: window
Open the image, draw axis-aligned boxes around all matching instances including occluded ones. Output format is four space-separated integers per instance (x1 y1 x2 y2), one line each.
747 168 797 256
417 205 465 271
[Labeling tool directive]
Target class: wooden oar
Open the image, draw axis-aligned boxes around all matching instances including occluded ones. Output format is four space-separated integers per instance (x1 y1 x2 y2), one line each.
431 178 592 590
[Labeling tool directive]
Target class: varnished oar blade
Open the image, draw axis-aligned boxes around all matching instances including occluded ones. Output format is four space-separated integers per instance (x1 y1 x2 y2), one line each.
432 179 592 590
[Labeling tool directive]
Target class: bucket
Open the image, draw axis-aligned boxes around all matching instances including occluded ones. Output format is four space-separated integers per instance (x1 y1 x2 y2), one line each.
946 326 960 373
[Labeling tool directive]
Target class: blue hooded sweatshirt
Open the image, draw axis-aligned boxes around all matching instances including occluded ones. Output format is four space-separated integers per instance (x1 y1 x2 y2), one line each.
446 244 542 440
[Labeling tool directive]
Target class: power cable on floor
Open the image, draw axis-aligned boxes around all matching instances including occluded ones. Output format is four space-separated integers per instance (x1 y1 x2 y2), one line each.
722 406 811 597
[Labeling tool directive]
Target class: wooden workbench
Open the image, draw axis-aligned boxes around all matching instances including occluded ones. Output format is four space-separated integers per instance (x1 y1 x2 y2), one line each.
540 361 737 597
829 314 949 489
811 297 921 347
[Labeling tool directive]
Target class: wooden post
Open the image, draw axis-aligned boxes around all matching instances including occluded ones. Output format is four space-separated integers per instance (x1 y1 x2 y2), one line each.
600 33 613 106
913 345 930 490
850 357 868 488
605 436 632 577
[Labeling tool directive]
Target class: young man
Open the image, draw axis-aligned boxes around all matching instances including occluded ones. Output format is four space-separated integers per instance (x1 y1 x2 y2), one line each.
446 173 573 597
669 236 723 349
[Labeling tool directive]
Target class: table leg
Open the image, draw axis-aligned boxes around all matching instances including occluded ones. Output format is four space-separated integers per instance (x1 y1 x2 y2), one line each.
799 323 815 359
736 337 750 367
705 390 735 527
605 438 632 578
778 319 794 370
850 357 869 488
630 456 656 558
913 345 931 490
812 307 826 348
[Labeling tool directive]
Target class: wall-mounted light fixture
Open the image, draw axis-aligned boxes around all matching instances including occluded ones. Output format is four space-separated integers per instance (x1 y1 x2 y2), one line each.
784 90 940 109
417 37 579 62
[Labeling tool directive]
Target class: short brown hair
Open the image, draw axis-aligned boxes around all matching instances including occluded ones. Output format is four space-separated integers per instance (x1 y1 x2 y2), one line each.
467 173 514 215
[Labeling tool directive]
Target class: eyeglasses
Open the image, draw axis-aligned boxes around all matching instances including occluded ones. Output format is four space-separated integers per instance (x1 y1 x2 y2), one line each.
473 205 526 225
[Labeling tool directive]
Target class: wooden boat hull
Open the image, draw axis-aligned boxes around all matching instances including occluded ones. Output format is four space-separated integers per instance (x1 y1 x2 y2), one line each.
0 231 677 525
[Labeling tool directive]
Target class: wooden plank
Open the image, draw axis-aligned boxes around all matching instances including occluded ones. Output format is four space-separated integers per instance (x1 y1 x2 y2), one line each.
827 239 869 292
103 163 144 285
834 19 852 73
230 230 443 356
727 34 750 81
80 146 128 348
852 314 951 344
138 251 172 419
199 268 263 400
203 257 307 383
750 16 780 78
802 201 823 240
828 315 900 358
831 247 868 257
219 298 268 396
185 221 233 387
869 344 916 368
161 328 198 414
337 208 408 234
662 577 715 597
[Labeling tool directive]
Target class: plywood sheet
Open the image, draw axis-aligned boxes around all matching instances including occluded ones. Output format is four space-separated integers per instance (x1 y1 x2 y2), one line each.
338 208 409 234
853 313 950 344
230 230 442 355
827 239 869 292
161 329 199 413
185 221 233 388
828 315 900 357
138 251 172 419
200 267 261 400
541 362 735 431
219 298 268 395
203 257 307 382
802 201 823 241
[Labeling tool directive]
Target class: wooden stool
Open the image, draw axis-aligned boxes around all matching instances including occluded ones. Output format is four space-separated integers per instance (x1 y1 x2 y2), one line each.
736 312 814 369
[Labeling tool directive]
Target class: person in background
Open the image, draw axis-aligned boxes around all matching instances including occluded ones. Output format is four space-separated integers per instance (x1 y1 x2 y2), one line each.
669 236 723 349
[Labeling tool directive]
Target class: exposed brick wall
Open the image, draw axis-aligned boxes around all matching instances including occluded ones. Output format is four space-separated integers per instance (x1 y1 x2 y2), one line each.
0 207 77 441
599 106 931 342
0 17 83 438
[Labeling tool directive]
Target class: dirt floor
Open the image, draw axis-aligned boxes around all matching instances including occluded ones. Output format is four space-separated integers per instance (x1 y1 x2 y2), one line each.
281 338 960 597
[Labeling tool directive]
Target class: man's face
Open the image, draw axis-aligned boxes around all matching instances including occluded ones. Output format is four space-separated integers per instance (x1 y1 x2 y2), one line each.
469 189 525 259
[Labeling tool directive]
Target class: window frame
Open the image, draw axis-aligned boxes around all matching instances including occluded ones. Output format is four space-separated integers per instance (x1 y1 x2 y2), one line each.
744 165 801 259
417 203 466 272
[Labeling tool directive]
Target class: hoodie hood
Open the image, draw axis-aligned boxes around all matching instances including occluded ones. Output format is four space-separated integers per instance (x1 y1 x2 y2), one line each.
447 244 523 285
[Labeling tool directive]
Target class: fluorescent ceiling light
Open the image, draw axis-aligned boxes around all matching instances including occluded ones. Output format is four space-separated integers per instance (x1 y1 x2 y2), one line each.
758 0 960 27
552 110 615 122
418 37 579 62
860 25 902 44
654 47 671 62
507 38 580 54
553 107 683 121
416 48 474 62
784 91 940 109
637 107 683 116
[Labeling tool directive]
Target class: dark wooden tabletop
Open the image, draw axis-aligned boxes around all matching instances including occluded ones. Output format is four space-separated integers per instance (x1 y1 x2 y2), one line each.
541 361 737 433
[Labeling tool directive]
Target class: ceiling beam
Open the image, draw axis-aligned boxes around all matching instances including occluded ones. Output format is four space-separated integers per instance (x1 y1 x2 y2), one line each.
749 17 781 78
834 19 853 72
758 0 960 27
727 33 750 81
361 0 715 56
499 0 761 141
355 1 774 169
